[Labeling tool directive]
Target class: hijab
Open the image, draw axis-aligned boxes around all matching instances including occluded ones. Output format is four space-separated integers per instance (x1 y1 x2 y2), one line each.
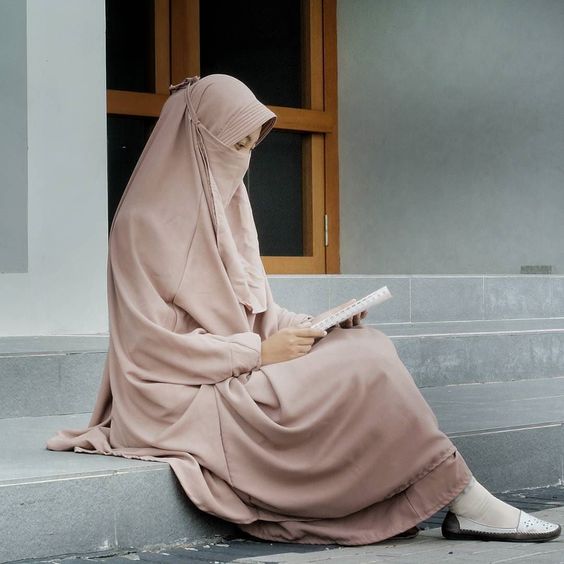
112 74 277 326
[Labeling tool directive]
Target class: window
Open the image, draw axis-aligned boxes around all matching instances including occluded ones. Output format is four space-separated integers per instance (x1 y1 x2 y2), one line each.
106 0 339 273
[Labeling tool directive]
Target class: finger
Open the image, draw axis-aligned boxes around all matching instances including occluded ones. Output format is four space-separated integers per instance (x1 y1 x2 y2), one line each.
360 310 368 318
297 337 315 345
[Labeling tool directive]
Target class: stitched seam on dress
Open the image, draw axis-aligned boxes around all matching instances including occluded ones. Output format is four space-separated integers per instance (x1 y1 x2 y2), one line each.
374 451 472 546
170 303 179 333
384 444 457 500
171 171 204 306
228 340 234 379
234 342 255 352
233 337 260 354
231 335 261 372
406 464 473 525
214 389 235 488
404 490 423 520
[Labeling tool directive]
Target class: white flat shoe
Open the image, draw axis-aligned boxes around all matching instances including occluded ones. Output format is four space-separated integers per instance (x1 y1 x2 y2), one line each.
442 510 562 542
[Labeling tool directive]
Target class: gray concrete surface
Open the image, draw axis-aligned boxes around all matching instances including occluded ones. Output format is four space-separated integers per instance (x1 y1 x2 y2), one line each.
393 328 564 387
185 506 564 563
0 415 235 563
21 505 564 563
424 376 564 434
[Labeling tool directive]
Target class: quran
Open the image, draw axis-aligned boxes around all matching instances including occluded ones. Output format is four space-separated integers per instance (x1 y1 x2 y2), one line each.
310 286 393 331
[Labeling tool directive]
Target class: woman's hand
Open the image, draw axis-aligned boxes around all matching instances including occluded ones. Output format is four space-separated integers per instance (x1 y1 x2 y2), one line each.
339 308 368 328
261 327 327 366
309 299 369 330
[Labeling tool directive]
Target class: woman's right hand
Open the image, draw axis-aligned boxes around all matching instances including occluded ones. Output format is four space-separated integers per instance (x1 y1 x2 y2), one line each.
261 327 327 366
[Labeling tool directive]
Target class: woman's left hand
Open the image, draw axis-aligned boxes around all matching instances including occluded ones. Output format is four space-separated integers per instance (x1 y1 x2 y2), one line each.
339 309 368 328
306 300 369 331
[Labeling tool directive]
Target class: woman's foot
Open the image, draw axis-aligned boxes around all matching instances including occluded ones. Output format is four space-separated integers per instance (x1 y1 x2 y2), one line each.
442 510 561 542
442 477 561 542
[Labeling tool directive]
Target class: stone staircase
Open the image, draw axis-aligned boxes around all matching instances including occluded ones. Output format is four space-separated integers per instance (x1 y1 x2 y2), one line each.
1 275 563 563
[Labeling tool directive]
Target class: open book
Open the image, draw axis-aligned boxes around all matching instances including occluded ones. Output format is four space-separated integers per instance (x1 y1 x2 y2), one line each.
310 286 393 331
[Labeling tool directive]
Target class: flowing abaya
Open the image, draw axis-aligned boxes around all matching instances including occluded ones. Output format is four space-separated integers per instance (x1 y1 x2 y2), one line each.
46 74 472 545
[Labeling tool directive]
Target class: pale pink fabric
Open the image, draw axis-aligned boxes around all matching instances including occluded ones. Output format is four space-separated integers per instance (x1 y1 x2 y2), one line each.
46 74 472 544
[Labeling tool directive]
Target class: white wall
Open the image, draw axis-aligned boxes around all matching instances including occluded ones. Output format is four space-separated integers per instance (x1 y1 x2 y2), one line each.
338 0 564 274
0 0 28 272
0 0 108 336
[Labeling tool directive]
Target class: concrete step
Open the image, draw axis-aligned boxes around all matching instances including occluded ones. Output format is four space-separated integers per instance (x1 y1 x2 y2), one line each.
424 376 564 492
0 336 107 419
0 413 234 564
1 377 562 563
2 318 563 418
383 318 564 387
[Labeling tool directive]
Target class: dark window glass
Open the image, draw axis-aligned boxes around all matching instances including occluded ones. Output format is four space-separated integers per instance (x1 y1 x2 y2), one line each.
200 0 303 108
107 115 157 231
245 131 304 256
106 0 155 93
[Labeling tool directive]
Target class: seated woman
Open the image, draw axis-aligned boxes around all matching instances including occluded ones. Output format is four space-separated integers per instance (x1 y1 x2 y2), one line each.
46 74 561 545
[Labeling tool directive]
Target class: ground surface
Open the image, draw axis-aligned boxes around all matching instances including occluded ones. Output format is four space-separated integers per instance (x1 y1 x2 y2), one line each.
19 486 564 564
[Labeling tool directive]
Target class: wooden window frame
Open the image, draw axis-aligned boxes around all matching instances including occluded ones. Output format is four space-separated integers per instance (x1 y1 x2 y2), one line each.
106 0 340 274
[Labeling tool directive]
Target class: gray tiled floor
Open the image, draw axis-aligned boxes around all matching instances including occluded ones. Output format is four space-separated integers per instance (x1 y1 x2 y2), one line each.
23 504 564 563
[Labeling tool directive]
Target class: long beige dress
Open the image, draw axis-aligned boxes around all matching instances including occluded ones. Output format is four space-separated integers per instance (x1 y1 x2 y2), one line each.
46 74 472 545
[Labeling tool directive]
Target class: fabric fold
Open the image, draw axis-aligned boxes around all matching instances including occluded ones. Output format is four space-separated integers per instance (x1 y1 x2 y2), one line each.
228 332 262 375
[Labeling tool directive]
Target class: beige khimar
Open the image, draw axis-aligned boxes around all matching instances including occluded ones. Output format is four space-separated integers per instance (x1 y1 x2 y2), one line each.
46 74 472 545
